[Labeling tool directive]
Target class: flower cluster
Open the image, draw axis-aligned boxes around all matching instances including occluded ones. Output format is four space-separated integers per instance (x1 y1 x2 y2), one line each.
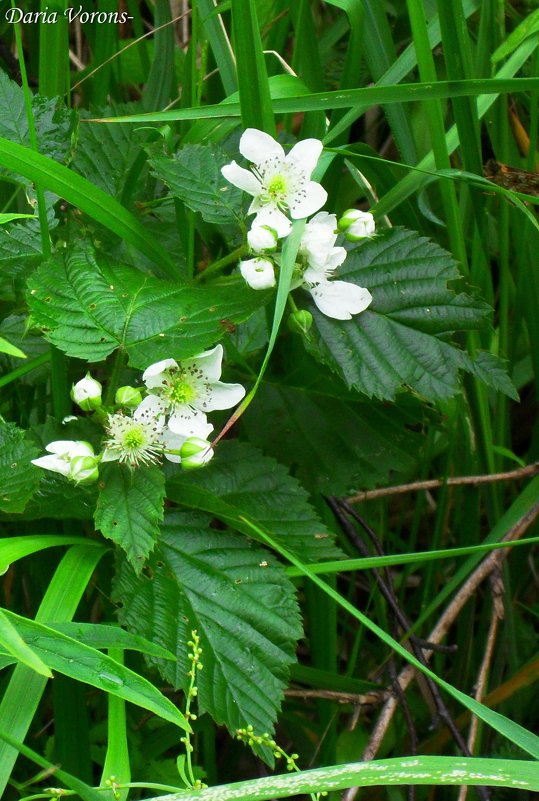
222 128 375 321
31 346 245 482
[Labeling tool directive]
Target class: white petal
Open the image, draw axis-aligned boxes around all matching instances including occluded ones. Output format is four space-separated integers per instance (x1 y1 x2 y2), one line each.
168 409 213 439
310 281 373 320
239 128 284 164
183 344 223 383
134 395 168 421
31 454 71 476
162 428 187 463
101 448 120 463
252 205 292 238
286 138 323 176
221 161 261 195
240 258 276 290
142 358 177 388
289 181 327 219
204 381 246 412
327 246 347 270
46 440 94 457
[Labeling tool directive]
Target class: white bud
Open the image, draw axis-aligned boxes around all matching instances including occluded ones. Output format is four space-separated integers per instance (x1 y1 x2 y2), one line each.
247 224 278 253
180 438 214 470
71 373 102 411
240 257 276 290
338 209 375 241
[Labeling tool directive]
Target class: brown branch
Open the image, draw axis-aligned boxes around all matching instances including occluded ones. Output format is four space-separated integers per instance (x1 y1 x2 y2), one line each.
285 689 386 705
346 463 539 504
341 499 539 801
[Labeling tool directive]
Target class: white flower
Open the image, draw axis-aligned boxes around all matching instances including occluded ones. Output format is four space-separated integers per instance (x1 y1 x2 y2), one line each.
309 280 373 321
221 128 327 237
136 345 245 438
240 257 276 290
71 373 102 411
338 208 375 241
296 212 373 320
247 223 278 253
102 408 186 467
180 437 214 470
32 440 96 478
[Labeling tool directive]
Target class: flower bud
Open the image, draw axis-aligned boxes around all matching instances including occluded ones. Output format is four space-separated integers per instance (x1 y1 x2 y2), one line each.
338 209 375 241
247 224 278 253
180 438 214 470
71 373 102 411
288 309 313 335
115 385 143 408
68 453 99 483
240 257 276 290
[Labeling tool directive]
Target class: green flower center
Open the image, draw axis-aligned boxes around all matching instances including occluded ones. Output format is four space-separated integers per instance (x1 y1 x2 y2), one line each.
122 427 146 449
169 379 197 405
266 174 287 200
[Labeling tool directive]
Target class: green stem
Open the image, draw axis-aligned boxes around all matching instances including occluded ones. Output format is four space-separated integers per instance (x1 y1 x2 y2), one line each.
194 245 248 282
104 350 128 406
0 352 51 389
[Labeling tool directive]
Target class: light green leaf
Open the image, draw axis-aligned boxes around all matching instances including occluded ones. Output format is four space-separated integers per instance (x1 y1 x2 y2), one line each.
114 511 302 736
305 228 517 402
94 463 166 571
0 213 35 224
27 244 267 366
149 144 244 225
167 441 341 562
0 609 52 677
0 608 189 730
0 535 103 575
0 337 26 359
45 622 176 661
491 9 539 63
0 421 40 514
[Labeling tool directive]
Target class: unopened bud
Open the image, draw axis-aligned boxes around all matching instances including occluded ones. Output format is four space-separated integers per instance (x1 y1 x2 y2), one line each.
115 385 143 408
180 438 214 470
71 373 102 411
288 309 313 335
247 224 278 253
69 453 99 484
338 209 375 241
240 257 276 290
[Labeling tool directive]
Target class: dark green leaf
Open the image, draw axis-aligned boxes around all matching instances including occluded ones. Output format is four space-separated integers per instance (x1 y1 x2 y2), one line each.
27 245 267 366
0 421 40 514
304 228 517 402
95 463 165 571
167 441 341 562
114 510 302 735
149 144 244 225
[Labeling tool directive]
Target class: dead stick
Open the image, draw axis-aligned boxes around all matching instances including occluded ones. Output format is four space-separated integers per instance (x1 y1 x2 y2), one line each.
346 463 539 504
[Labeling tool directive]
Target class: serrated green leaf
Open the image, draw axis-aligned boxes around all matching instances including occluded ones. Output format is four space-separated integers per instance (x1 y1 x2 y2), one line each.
114 510 302 735
27 245 267 366
0 421 40 513
0 222 43 280
167 441 340 562
305 228 517 402
95 463 165 571
243 378 421 494
149 144 244 225
0 608 189 731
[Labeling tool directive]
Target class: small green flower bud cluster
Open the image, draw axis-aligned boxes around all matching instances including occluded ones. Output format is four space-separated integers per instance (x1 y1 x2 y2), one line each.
236 725 300 771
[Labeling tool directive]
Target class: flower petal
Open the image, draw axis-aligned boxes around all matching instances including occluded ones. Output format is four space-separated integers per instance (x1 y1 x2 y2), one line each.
286 138 323 177
239 128 284 164
309 281 373 320
162 428 187 463
289 181 327 219
204 381 246 412
168 409 213 439
134 395 168 421
101 448 120 463
221 161 261 195
31 454 71 476
182 344 223 383
252 205 292 238
142 358 178 388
